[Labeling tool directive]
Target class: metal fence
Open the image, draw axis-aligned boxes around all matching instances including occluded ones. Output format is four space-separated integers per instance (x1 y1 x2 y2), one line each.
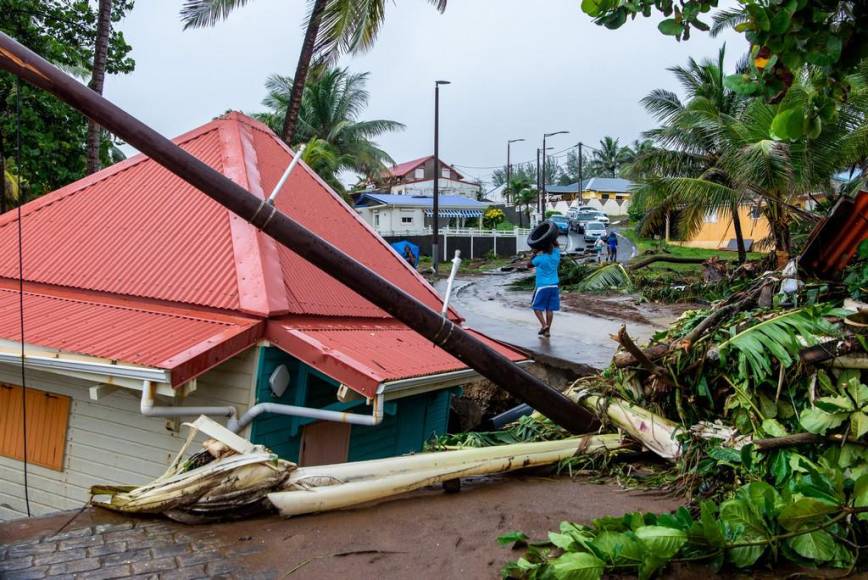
381 227 531 260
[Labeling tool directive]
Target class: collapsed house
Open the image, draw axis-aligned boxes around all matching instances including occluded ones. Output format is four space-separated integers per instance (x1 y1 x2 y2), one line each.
0 112 524 520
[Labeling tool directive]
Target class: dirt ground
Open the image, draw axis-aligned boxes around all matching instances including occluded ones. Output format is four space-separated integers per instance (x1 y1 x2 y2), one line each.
559 292 696 326
1 475 683 579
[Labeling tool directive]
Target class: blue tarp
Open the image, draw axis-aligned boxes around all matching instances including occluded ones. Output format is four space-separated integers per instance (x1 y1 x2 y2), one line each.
390 240 420 267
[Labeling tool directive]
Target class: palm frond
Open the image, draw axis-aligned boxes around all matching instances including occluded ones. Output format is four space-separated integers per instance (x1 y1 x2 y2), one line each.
575 264 632 292
180 0 251 29
718 305 841 380
710 8 747 38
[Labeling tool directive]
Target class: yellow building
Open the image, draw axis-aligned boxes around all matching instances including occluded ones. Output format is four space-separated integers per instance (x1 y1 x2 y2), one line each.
675 205 772 250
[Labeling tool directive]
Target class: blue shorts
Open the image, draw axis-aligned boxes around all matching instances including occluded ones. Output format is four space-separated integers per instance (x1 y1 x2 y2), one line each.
531 285 560 311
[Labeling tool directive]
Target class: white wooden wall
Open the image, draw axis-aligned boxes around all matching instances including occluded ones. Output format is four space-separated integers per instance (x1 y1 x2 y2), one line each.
0 347 259 521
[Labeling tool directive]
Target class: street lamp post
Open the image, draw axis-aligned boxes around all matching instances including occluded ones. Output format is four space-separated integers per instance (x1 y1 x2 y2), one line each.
576 142 583 205
506 138 524 205
432 80 450 272
541 130 569 216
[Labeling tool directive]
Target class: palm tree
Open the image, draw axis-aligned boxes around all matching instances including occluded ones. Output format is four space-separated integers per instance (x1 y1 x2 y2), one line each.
639 75 863 256
514 186 537 228
181 0 447 145
628 46 752 261
255 66 403 193
589 136 631 177
505 176 532 220
85 0 113 174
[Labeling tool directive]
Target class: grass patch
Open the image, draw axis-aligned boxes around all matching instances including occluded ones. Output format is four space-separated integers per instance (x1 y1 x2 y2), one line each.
621 226 762 277
417 254 515 274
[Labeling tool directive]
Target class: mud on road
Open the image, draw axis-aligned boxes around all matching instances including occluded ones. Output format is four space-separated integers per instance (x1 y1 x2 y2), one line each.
1 476 682 580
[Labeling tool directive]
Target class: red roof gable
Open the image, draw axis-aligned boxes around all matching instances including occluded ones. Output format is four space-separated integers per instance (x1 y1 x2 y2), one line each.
0 113 523 391
387 155 464 181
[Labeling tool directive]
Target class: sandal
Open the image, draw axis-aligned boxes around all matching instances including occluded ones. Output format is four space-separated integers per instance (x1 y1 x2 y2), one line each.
543 328 551 337
537 326 548 336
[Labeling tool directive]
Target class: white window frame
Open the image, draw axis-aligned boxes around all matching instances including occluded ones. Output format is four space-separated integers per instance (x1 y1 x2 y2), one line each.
704 210 718 224
442 168 451 178
414 168 424 179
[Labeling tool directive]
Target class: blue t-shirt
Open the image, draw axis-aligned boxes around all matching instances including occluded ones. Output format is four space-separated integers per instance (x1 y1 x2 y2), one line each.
531 248 560 287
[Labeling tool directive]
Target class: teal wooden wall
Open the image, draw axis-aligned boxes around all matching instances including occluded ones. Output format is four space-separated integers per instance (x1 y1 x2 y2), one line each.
249 346 456 463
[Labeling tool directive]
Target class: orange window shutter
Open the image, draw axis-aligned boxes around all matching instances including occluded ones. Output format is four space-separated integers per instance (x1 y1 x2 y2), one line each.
0 384 71 471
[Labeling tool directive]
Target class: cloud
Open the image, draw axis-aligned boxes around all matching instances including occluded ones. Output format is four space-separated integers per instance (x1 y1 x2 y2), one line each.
109 0 742 186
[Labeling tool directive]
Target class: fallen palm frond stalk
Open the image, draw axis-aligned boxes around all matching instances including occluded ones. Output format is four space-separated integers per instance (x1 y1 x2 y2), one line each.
269 434 626 517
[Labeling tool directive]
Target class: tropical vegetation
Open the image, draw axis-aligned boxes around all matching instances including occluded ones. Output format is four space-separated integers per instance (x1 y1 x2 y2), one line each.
255 66 403 193
181 0 447 146
1 0 135 211
580 0 868 142
629 52 868 256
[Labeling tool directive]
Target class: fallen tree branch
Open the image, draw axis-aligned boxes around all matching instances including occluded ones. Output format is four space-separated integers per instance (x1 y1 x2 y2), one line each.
679 286 761 348
752 433 868 451
613 343 670 369
613 326 672 379
627 255 706 271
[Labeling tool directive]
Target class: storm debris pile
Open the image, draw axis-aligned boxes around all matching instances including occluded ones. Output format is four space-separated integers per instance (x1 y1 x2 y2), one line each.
499 242 868 578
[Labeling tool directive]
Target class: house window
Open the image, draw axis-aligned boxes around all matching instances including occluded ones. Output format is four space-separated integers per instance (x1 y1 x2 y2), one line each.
401 216 413 224
414 168 424 179
374 213 380 226
601 193 610 201
749 206 762 220
0 384 71 471
442 168 450 179
705 210 718 224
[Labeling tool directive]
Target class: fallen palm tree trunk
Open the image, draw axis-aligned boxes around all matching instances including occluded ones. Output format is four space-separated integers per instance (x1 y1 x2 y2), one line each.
269 434 626 517
92 416 626 522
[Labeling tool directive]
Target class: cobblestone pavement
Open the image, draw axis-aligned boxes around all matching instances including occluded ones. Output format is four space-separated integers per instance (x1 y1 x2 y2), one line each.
0 518 273 580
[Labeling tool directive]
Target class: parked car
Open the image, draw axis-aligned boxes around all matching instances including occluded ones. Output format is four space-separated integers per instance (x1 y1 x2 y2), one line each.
549 215 570 234
571 208 611 232
590 211 610 225
583 221 607 243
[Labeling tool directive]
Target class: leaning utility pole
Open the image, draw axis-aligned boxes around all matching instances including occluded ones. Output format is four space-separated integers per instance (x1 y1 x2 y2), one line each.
0 32 596 434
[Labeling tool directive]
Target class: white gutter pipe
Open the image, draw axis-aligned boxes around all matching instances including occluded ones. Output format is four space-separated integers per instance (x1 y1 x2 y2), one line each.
228 388 385 433
140 381 237 420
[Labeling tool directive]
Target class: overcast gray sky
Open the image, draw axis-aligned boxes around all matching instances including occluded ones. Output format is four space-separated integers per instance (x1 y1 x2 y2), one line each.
107 0 742 188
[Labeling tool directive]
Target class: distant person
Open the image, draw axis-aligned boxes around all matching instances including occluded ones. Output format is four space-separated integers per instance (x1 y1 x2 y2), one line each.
607 231 619 263
403 245 416 266
594 237 605 263
529 239 560 337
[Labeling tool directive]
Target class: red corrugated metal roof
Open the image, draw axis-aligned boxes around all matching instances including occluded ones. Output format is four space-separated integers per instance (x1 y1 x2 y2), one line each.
267 317 525 398
0 281 263 386
0 112 521 392
800 191 868 279
388 156 431 177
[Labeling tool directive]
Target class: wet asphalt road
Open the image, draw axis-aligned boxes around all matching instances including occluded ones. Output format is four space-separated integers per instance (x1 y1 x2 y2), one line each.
440 272 656 369
560 226 637 263
433 225 647 368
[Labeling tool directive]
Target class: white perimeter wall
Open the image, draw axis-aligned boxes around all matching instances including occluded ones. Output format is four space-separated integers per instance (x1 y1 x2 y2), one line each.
0 347 259 521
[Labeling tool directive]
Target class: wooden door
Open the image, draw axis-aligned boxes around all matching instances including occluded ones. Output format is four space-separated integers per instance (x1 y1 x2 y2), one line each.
298 421 351 466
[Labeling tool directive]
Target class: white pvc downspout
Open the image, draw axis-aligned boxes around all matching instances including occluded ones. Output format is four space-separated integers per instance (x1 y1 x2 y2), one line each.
140 381 237 421
227 387 385 433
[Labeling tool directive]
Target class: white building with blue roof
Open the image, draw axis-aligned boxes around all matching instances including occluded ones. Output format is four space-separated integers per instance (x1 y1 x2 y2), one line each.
355 192 490 235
